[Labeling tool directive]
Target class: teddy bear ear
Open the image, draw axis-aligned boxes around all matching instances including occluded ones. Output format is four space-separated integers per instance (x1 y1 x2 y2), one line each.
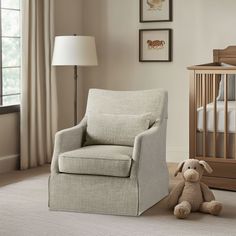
174 161 185 177
199 160 213 174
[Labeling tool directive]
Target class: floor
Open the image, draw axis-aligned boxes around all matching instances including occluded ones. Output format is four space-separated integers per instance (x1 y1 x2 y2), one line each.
0 164 235 236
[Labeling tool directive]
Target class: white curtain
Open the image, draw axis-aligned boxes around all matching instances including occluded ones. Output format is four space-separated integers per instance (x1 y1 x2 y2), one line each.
20 0 58 169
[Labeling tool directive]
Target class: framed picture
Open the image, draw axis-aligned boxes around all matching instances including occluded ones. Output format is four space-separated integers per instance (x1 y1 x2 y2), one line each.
139 29 172 62
139 0 172 22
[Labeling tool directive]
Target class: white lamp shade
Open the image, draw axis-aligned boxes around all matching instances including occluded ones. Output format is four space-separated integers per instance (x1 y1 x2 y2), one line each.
52 36 98 66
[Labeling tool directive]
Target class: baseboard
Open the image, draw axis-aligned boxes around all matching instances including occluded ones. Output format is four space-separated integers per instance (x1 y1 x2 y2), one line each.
166 146 188 163
0 154 19 174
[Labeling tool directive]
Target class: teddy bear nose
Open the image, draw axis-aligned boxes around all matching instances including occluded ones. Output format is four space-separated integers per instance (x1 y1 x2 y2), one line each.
184 169 199 182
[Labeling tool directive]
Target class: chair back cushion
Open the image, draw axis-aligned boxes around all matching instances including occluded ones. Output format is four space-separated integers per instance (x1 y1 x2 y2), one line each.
85 113 150 146
86 89 168 124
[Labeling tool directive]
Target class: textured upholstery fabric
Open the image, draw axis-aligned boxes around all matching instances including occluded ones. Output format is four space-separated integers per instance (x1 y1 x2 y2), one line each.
51 118 87 173
49 173 138 216
58 145 133 177
49 89 169 216
86 89 168 125
85 113 150 146
131 119 169 214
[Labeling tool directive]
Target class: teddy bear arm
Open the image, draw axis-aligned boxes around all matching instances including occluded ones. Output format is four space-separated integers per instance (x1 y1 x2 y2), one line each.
200 182 215 202
168 181 185 209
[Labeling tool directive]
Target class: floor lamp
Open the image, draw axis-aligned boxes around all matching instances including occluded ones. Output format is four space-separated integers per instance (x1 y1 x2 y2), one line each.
52 35 98 125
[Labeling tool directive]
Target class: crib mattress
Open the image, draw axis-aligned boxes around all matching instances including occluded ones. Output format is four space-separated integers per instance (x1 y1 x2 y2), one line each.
197 101 236 133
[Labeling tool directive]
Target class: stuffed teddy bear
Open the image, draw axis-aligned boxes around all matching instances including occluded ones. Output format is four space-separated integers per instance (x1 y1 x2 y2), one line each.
168 159 222 219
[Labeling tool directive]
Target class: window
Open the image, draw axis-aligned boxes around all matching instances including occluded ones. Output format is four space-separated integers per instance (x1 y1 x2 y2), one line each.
0 0 21 107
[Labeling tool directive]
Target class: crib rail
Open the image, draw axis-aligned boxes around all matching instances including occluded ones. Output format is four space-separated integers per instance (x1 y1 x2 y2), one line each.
189 64 236 162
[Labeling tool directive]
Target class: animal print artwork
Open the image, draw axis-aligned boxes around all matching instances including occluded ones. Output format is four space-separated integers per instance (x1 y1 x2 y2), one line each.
147 40 165 49
146 0 165 10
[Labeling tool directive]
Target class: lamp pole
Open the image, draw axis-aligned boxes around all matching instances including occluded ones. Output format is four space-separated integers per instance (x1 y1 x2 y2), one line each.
74 65 78 126
73 33 78 126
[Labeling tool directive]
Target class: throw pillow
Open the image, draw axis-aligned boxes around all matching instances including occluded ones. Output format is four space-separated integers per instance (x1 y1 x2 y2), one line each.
85 113 150 146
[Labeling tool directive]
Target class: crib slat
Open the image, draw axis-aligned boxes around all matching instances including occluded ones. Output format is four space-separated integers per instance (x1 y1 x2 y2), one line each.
196 75 199 108
194 74 197 157
208 74 211 103
203 74 207 157
208 74 212 105
206 75 208 104
224 74 228 159
200 75 202 106
213 74 217 157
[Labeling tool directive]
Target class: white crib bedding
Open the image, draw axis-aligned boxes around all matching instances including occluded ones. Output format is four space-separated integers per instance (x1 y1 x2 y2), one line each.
197 101 236 133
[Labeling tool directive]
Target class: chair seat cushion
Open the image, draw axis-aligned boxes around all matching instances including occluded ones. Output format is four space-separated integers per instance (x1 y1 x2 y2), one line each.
58 145 133 177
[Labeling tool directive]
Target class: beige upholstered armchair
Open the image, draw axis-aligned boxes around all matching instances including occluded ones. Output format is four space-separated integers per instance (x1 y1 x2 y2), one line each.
49 89 169 216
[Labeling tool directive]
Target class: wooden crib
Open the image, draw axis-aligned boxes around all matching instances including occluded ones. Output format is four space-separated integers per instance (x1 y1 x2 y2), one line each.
188 46 236 191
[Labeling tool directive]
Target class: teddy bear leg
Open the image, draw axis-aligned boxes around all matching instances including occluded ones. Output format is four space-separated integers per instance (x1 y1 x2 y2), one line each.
199 201 222 216
174 201 191 219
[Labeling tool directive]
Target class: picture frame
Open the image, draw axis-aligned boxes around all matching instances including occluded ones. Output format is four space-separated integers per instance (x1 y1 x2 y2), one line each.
139 29 172 62
139 0 172 22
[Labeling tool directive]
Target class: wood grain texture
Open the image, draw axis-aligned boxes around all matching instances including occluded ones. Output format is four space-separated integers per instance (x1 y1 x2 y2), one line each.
213 74 217 157
189 71 196 158
188 45 236 191
202 176 236 191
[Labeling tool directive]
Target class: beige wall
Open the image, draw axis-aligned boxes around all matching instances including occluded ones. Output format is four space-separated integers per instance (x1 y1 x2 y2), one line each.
82 0 236 162
0 114 19 157
0 113 19 172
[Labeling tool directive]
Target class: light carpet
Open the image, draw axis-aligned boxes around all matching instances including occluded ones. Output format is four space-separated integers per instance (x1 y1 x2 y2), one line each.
0 163 235 236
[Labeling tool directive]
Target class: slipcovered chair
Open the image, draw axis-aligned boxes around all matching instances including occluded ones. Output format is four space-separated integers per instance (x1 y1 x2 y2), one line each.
49 89 169 216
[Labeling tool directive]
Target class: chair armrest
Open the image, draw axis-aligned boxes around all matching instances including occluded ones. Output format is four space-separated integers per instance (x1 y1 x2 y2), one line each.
130 119 167 178
51 118 87 173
